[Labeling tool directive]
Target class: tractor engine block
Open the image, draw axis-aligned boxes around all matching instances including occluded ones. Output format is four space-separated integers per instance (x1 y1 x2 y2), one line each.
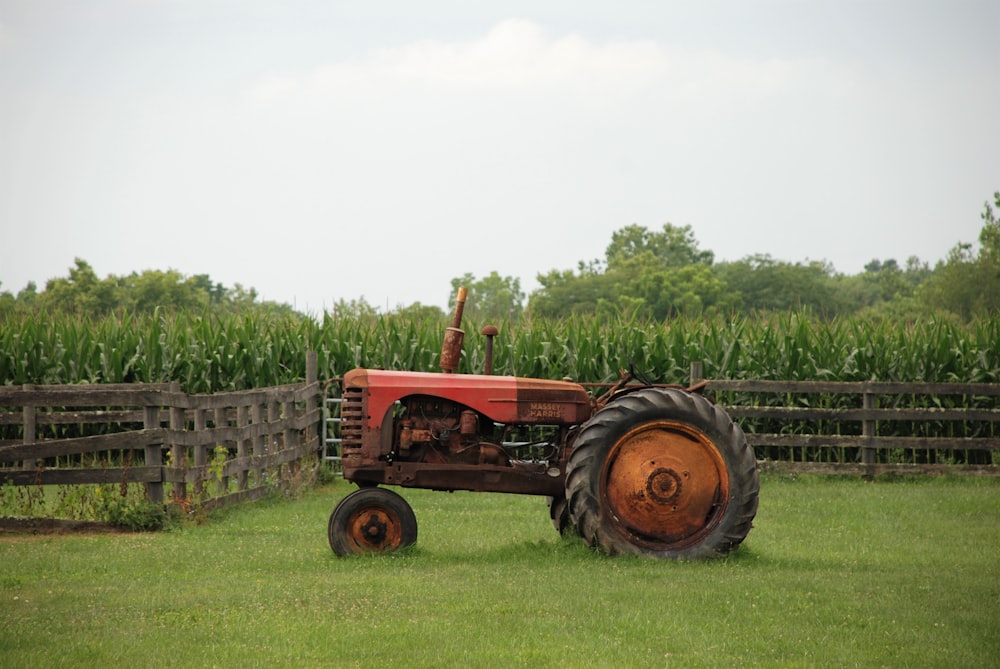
394 396 506 466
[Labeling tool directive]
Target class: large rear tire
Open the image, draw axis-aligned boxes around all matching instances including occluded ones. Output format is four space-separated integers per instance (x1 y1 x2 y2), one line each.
565 387 758 559
547 495 572 535
328 487 418 556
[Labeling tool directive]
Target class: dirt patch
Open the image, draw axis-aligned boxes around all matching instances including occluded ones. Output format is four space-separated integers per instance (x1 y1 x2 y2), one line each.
0 516 133 537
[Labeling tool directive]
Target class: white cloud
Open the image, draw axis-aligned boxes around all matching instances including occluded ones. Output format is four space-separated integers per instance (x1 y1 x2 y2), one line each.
250 18 805 109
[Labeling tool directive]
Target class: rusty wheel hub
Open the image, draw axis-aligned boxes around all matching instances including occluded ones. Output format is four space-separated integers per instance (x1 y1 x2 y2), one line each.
347 508 403 551
602 420 729 548
646 467 683 504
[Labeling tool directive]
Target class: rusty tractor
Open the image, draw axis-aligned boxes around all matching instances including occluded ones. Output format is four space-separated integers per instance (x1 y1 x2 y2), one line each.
328 288 759 559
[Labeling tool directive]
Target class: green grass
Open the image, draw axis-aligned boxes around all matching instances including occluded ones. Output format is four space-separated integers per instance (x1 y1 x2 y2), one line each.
1 474 998 668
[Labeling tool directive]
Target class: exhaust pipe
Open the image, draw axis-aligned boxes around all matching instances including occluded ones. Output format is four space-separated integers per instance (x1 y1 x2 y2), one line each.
439 287 467 373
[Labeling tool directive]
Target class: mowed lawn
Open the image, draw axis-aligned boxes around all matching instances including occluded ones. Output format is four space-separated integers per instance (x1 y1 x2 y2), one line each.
1 474 998 668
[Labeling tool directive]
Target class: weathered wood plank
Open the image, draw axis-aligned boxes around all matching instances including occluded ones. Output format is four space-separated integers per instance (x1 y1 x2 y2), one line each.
0 429 166 463
0 382 173 397
178 382 314 410
0 382 319 409
0 387 178 406
0 409 147 426
709 380 1000 395
757 461 1000 477
725 406 1000 422
0 466 162 486
744 433 1000 450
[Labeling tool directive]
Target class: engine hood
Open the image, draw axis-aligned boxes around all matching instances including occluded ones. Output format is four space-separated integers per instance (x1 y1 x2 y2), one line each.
343 368 593 427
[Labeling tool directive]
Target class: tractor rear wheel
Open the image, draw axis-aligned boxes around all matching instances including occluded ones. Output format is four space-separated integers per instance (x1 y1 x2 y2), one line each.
547 495 572 535
328 487 417 556
565 387 758 559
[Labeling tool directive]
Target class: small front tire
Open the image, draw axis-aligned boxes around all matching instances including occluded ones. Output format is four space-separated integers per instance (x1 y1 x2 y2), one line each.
328 487 418 556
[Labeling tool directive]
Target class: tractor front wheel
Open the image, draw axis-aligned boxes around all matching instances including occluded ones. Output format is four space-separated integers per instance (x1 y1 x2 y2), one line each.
565 387 758 559
328 487 417 556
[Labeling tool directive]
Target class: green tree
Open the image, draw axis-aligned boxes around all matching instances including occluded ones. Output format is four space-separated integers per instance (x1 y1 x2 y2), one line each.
978 191 1000 267
449 272 525 322
0 282 14 315
189 274 227 305
392 302 446 321
13 259 295 318
918 191 1000 318
529 223 719 318
329 297 380 320
833 256 932 318
606 251 729 318
714 255 841 314
605 223 714 270
17 281 38 305
37 258 121 314
529 262 618 318
122 269 208 313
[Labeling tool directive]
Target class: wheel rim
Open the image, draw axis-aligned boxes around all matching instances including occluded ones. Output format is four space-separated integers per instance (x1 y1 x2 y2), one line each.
344 505 406 552
601 420 730 550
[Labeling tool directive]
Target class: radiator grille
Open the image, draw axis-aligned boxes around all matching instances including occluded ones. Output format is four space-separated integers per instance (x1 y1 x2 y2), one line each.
339 386 364 450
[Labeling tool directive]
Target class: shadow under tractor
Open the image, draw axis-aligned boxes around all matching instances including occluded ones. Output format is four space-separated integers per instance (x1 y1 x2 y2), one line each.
328 288 759 559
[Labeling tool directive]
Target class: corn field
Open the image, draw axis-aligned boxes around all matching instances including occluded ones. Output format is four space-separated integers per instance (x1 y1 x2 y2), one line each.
2 310 998 390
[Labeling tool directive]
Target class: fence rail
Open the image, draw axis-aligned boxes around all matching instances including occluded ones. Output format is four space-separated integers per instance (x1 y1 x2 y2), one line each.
0 353 321 509
696 367 1000 476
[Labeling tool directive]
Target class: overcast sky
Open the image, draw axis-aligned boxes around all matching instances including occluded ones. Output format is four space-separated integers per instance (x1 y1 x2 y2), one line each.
1 1 998 314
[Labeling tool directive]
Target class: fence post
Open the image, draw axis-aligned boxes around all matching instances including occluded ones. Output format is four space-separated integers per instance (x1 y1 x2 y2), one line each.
169 382 186 501
690 362 704 386
237 404 249 491
215 407 229 495
283 395 299 480
862 386 876 478
267 399 279 482
21 385 36 471
193 407 207 499
252 401 265 489
143 404 164 504
306 350 318 449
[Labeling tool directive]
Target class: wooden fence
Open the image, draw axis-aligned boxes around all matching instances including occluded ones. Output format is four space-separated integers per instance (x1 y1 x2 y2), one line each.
0 353 321 510
692 364 1000 476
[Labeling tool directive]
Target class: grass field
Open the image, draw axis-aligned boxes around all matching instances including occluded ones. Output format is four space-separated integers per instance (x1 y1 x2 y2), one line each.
1 474 998 668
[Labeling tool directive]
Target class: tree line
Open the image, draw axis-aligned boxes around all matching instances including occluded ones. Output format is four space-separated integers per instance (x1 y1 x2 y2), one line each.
0 259 297 319
452 191 999 323
3 191 998 323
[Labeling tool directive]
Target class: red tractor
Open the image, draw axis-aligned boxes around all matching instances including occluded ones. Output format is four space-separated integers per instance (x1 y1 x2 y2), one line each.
328 289 759 559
